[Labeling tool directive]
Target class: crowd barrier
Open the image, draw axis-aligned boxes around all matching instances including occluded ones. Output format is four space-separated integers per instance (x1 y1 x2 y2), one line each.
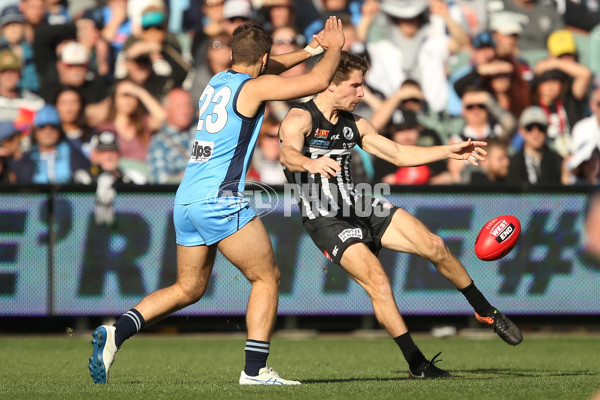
1 185 598 317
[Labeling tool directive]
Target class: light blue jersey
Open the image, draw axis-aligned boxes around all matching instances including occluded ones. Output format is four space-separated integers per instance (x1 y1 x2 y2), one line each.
173 69 265 246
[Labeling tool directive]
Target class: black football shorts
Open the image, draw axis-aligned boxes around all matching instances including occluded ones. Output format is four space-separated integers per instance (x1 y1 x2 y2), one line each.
302 199 398 264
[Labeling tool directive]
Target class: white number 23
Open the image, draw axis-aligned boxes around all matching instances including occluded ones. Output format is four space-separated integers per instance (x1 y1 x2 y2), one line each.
196 85 232 134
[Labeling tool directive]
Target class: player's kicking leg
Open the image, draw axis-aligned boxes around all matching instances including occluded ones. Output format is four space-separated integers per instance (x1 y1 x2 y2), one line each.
89 244 218 383
380 208 523 346
339 242 451 379
218 217 300 385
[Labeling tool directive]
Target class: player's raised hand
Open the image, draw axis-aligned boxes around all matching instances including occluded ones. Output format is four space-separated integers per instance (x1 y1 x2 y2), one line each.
447 139 488 166
304 156 342 178
314 16 345 51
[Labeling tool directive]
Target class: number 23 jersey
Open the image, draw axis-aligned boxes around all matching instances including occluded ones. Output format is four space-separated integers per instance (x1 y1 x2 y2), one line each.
175 69 265 206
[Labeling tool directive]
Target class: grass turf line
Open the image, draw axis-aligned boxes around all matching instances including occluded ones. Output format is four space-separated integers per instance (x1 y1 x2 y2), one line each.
0 334 598 400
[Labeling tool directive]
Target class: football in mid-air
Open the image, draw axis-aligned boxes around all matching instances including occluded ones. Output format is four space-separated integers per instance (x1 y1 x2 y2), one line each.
475 215 521 261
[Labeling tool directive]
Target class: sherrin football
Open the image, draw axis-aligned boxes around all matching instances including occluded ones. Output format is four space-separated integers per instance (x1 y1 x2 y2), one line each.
475 215 521 261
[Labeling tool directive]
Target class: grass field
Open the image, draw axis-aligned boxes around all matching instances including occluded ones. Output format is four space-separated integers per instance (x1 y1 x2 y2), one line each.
0 332 598 400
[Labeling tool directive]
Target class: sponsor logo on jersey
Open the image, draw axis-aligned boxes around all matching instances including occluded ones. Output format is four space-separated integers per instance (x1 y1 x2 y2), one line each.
314 128 330 138
338 228 363 242
343 126 354 140
308 139 331 149
190 140 214 163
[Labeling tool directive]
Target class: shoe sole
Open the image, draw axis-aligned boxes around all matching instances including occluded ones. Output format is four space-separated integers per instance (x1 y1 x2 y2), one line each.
89 327 109 383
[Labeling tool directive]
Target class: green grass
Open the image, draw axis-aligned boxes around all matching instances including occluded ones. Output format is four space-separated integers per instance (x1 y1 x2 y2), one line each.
0 333 599 400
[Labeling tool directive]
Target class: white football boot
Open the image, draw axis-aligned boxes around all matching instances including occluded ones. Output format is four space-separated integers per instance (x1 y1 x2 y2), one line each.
88 325 119 383
239 367 301 385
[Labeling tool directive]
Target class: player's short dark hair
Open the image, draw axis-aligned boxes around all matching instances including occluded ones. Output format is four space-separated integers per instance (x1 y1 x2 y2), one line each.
231 22 272 66
332 51 369 85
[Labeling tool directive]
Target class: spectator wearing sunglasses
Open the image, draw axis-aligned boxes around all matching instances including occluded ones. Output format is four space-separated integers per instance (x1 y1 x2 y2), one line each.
507 105 563 186
439 86 513 184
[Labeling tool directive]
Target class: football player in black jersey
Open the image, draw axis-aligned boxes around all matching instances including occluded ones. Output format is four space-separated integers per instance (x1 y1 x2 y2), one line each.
280 51 523 379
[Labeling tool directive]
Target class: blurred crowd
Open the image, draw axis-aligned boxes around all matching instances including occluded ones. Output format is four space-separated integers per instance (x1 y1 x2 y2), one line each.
0 0 599 188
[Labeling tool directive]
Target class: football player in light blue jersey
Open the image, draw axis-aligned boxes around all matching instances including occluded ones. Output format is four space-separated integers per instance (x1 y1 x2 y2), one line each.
88 18 345 386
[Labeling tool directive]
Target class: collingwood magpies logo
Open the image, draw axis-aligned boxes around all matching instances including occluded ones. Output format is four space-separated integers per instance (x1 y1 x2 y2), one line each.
343 126 353 140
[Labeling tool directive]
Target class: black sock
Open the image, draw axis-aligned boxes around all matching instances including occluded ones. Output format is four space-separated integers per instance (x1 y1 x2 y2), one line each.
394 332 427 372
459 281 494 317
244 339 270 376
113 308 146 347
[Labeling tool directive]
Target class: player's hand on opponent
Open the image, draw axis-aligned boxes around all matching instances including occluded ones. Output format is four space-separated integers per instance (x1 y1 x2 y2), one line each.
314 16 345 51
304 156 342 178
447 138 487 166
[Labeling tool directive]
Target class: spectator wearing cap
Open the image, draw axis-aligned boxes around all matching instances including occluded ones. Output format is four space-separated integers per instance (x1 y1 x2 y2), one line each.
364 0 469 113
36 38 109 127
563 86 600 185
489 0 564 52
507 105 563 186
0 120 23 183
446 31 497 116
0 47 44 126
374 109 446 184
78 128 146 185
147 88 194 184
529 29 592 157
0 4 39 93
76 7 113 81
222 0 254 36
115 5 189 101
485 11 534 83
11 104 91 183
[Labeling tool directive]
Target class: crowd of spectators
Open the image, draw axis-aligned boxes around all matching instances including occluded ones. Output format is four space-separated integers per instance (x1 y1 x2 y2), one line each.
1 0 600 188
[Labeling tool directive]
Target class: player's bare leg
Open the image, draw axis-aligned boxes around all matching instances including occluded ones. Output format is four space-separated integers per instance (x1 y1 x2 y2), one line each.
218 217 300 385
339 242 409 337
89 244 217 383
339 241 451 378
134 244 217 322
380 208 522 346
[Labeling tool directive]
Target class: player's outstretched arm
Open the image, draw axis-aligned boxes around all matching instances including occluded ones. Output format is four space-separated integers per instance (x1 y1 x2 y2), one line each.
264 28 326 75
242 16 344 104
280 108 342 178
357 117 487 167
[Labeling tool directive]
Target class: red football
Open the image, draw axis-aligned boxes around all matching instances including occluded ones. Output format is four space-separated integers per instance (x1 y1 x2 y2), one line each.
475 215 521 261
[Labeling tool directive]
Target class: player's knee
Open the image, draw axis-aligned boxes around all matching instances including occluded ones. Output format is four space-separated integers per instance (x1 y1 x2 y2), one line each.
365 267 393 298
177 282 207 305
425 234 451 262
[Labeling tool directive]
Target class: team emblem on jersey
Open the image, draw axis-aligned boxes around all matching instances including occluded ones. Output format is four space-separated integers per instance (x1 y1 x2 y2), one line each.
314 128 330 138
343 127 353 140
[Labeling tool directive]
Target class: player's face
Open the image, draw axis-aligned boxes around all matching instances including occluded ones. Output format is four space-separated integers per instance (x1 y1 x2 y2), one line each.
334 70 364 111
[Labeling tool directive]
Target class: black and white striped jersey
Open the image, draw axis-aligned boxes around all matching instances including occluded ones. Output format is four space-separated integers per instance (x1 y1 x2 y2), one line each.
283 100 363 220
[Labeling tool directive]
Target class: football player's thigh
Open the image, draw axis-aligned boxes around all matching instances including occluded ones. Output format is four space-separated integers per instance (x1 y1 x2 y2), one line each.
380 207 439 257
218 217 277 280
176 244 217 286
